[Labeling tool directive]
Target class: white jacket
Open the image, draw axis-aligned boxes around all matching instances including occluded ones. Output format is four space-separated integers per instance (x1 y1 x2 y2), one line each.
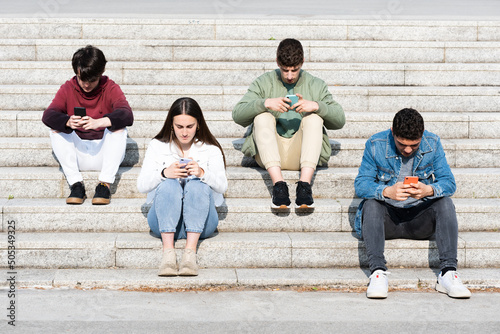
137 139 228 206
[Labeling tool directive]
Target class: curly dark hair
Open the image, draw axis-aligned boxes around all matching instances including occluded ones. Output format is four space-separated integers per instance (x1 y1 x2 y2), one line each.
276 38 304 67
72 45 107 82
392 108 425 140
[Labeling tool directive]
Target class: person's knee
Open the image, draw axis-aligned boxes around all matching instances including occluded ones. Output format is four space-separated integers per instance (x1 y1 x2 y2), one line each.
185 180 211 199
156 179 181 195
301 113 323 128
364 199 383 214
434 197 455 210
362 200 386 227
254 112 275 128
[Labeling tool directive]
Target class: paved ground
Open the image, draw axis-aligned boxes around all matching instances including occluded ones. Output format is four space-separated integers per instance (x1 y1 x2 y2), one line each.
1 288 499 333
1 0 499 19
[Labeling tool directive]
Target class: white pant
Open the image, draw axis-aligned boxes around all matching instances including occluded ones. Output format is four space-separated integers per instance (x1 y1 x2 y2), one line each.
50 128 128 186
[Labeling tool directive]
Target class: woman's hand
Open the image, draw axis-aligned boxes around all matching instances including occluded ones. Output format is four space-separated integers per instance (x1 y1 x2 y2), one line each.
162 161 189 179
185 158 204 178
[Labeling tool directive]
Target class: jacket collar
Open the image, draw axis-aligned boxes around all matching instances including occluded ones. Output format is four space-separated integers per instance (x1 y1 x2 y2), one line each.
168 140 209 157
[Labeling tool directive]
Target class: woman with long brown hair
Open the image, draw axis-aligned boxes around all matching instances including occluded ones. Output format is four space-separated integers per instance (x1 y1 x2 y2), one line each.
137 97 227 276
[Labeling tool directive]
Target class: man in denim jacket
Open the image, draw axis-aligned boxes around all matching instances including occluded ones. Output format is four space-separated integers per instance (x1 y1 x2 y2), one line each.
354 108 470 299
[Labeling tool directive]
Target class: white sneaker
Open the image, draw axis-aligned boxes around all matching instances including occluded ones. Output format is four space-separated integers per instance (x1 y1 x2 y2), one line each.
366 270 390 299
436 271 471 298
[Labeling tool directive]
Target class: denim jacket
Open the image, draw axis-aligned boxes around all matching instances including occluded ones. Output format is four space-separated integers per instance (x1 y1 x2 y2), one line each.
353 129 456 238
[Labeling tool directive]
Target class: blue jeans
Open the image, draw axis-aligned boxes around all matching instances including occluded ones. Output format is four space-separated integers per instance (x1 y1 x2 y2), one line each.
361 197 458 272
147 178 219 240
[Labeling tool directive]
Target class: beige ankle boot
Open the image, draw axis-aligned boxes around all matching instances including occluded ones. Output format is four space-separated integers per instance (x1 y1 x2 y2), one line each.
158 248 177 276
178 249 198 276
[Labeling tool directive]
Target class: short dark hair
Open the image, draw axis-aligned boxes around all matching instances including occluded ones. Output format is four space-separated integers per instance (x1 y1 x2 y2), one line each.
276 38 304 67
72 45 107 82
392 108 425 140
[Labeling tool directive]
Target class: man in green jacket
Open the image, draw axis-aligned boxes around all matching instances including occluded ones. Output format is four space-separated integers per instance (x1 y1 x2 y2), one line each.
232 38 345 209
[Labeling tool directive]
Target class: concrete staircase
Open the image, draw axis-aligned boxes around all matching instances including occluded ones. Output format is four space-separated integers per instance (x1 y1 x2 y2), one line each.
1 18 499 290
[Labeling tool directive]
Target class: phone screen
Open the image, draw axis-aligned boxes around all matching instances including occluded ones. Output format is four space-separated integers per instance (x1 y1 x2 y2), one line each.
179 158 192 168
285 95 299 111
404 176 418 184
74 107 86 117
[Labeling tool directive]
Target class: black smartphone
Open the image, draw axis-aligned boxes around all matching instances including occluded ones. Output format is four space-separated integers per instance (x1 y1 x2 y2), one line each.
74 107 86 117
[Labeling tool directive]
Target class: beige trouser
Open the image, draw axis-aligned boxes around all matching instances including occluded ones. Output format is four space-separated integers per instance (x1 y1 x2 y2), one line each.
253 112 324 171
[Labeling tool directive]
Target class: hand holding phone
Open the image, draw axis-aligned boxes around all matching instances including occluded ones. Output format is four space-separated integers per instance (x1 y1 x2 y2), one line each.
285 94 299 111
179 158 192 168
404 176 418 185
74 107 86 117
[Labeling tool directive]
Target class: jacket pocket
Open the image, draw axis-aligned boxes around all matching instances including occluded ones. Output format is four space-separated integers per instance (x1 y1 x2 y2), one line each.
376 168 394 183
415 164 434 183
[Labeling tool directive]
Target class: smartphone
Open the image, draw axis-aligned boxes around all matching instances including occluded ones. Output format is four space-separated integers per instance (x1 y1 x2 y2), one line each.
179 158 192 168
285 94 299 111
404 176 418 185
74 107 86 117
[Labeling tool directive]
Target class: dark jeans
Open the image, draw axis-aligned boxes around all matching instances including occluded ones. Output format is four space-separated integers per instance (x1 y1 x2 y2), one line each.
361 197 458 272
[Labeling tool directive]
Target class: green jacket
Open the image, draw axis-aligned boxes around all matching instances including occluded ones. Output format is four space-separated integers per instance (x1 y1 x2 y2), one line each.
232 69 345 166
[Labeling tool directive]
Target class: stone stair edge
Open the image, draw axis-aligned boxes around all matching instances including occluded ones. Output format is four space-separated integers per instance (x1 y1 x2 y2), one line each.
5 60 500 70
1 165 500 177
3 196 500 210
4 38 500 46
2 17 499 26
6 110 500 121
2 84 500 95
5 268 500 290
0 231 498 249
2 136 500 156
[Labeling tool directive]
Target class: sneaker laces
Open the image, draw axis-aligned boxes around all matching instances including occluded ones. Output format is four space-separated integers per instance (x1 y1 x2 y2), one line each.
296 181 311 196
274 182 289 196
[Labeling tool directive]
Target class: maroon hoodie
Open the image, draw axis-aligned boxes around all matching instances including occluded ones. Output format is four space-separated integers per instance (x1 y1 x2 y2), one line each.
42 76 134 140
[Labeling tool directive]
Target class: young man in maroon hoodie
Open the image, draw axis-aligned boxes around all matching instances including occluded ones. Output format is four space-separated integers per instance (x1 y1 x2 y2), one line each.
42 45 134 205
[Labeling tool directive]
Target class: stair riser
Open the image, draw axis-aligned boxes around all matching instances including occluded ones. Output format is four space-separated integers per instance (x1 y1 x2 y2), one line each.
9 116 500 140
3 65 500 86
3 144 500 169
5 246 499 269
1 20 497 42
2 91 500 113
1 172 499 199
4 211 499 233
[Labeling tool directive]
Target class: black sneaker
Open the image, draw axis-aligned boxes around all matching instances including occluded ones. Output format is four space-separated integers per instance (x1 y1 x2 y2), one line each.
295 181 314 209
92 182 111 205
271 181 291 209
66 182 86 205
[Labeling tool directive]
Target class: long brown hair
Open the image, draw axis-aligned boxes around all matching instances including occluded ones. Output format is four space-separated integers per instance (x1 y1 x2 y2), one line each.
154 97 226 167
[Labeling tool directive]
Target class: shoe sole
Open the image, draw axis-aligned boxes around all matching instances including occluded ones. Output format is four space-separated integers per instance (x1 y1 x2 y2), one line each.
158 269 178 277
92 198 110 205
435 283 471 298
295 203 315 209
66 196 86 205
366 292 388 299
271 204 291 210
178 269 198 276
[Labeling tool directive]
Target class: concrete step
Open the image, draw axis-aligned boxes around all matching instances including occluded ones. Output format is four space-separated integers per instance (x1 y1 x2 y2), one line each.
6 110 500 140
0 231 498 269
1 85 500 112
2 39 500 63
6 268 500 290
2 198 499 233
2 136 500 169
1 166 499 199
1 18 499 42
3 61 500 87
